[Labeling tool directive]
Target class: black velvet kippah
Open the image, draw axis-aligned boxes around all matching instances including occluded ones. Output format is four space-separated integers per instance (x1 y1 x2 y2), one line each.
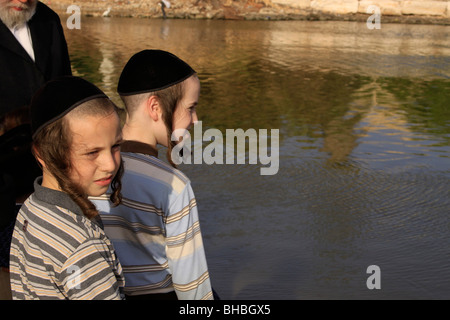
117 49 196 96
30 76 107 138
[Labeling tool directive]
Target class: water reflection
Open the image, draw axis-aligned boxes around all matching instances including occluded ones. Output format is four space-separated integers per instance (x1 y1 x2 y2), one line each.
62 16 450 299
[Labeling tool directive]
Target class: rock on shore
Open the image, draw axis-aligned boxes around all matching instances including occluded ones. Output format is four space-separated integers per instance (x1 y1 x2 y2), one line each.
42 0 450 24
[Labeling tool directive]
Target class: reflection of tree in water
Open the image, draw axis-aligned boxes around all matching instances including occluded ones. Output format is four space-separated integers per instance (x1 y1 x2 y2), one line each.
201 53 450 165
378 77 450 141
199 56 373 164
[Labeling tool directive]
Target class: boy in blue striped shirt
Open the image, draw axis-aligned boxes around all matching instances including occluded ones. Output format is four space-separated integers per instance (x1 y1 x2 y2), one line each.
92 50 214 300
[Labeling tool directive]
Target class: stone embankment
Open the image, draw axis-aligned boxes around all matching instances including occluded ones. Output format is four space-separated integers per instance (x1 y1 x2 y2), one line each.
42 0 450 24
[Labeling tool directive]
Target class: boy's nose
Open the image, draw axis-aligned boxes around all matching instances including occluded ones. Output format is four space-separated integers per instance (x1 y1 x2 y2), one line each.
101 152 119 173
192 111 199 124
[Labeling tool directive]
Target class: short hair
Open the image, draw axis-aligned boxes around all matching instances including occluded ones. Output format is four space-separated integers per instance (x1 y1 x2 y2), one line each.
120 77 193 167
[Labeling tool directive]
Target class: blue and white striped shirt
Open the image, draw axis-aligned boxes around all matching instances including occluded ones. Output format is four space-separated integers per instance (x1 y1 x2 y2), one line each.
91 141 213 300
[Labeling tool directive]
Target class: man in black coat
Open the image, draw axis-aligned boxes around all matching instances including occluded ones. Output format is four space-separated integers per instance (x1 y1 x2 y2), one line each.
0 0 72 269
0 0 72 116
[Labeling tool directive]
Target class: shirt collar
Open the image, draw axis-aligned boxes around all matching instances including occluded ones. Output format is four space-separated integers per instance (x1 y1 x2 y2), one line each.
32 177 104 228
33 177 83 216
121 140 158 158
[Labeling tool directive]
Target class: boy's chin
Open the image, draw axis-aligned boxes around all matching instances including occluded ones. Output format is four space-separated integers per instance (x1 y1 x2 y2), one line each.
88 187 109 198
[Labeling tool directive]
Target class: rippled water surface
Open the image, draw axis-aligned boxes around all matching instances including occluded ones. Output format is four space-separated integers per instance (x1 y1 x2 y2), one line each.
64 17 450 299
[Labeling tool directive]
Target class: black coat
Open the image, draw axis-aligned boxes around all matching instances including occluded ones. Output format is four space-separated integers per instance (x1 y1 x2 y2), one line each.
0 1 72 116
0 2 72 232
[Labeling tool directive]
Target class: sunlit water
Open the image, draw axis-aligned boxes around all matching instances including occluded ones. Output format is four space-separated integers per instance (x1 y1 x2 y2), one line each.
64 16 450 299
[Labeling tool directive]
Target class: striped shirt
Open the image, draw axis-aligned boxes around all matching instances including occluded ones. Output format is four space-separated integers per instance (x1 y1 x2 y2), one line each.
91 141 213 300
9 178 125 300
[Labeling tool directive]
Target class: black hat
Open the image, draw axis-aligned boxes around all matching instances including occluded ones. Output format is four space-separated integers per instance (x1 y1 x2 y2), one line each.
30 76 108 138
117 49 196 96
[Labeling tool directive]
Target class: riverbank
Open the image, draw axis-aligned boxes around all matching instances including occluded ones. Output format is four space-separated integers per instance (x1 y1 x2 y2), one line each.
43 0 450 25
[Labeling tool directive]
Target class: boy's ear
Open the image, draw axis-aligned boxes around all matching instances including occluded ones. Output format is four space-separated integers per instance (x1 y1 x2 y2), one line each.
146 95 161 122
32 146 46 169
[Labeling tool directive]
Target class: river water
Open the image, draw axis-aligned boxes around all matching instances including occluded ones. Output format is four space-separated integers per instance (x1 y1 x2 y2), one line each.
64 16 449 299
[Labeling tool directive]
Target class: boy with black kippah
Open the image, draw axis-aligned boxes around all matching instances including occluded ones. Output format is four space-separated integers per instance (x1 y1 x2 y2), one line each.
9 76 125 300
92 50 214 300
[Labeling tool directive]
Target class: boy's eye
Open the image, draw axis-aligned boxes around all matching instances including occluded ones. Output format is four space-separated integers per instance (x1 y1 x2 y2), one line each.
86 150 99 157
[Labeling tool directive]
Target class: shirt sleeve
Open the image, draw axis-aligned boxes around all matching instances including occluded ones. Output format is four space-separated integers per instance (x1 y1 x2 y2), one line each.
59 238 125 300
165 182 213 300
